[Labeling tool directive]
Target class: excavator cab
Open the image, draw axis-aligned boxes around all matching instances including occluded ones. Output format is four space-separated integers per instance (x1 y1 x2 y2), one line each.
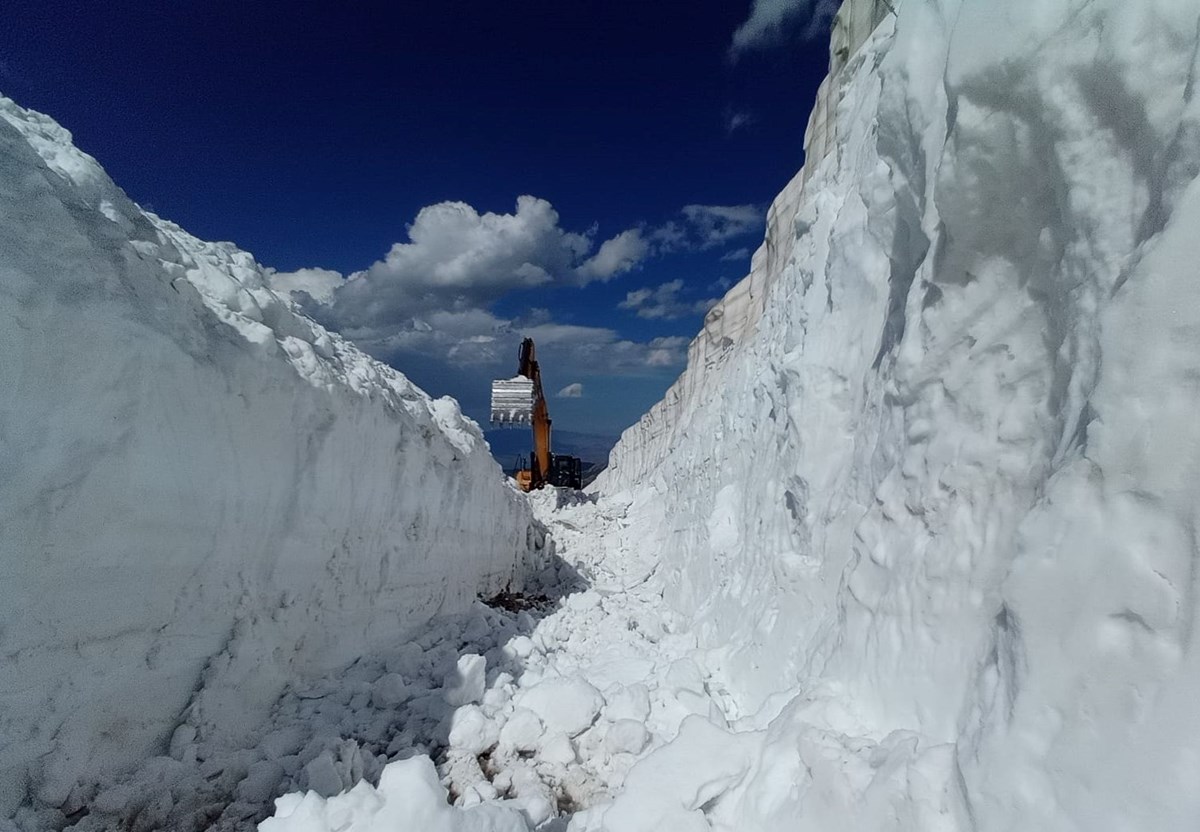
490 338 582 492
549 454 583 490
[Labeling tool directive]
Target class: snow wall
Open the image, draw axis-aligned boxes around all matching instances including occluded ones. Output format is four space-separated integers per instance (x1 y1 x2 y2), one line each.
0 95 541 816
598 0 1200 828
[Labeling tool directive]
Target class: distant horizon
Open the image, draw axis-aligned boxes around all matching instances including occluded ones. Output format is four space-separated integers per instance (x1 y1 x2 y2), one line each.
484 427 621 471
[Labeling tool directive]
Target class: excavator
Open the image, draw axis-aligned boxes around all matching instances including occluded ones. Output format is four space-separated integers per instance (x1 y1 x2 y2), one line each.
490 338 582 491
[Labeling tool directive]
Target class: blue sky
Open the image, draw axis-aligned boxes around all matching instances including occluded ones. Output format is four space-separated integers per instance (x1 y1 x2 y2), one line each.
1 0 833 447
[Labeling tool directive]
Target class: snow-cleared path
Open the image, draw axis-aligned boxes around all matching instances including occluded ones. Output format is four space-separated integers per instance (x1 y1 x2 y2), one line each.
255 488 740 831
42 488 730 832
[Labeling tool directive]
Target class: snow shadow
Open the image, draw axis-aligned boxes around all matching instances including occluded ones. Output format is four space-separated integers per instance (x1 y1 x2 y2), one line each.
261 553 591 819
50 555 588 832
258 554 589 822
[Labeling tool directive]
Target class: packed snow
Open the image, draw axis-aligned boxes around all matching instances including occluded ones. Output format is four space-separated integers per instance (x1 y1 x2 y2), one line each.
595 0 1200 829
5 0 1200 829
0 93 542 828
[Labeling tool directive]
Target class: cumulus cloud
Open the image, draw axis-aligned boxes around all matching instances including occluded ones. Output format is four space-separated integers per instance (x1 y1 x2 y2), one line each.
323 196 650 336
334 308 685 396
267 194 729 422
649 221 688 253
267 267 344 305
646 204 763 255
576 228 651 282
645 336 689 367
680 204 764 249
557 383 584 398
619 279 719 320
729 0 839 57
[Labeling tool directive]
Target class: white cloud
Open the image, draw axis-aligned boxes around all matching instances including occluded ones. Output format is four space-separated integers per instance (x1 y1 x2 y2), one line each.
619 279 718 320
261 195 748 417
680 204 764 249
576 228 651 282
324 196 650 334
649 221 688 253
328 315 684 435
339 308 686 390
557 383 584 398
267 267 344 305
645 336 689 367
720 247 751 262
646 205 763 255
729 0 839 57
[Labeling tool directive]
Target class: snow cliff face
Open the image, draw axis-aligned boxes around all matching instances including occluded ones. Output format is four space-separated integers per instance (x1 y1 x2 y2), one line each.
0 95 541 816
597 0 1200 828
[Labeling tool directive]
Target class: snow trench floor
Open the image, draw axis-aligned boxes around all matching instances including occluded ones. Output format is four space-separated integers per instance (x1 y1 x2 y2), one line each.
22 489 736 832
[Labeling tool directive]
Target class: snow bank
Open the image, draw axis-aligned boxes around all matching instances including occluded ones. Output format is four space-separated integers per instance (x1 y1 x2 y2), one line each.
594 0 1200 828
0 94 541 821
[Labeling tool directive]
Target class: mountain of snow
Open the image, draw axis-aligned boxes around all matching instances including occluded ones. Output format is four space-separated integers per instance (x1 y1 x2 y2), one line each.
0 94 543 824
590 0 1200 829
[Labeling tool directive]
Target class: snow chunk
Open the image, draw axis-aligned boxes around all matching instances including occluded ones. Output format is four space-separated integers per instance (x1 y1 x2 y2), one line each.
516 678 604 738
371 674 411 709
448 706 500 755
604 684 652 723
605 720 649 755
539 733 577 767
444 654 488 706
498 708 545 753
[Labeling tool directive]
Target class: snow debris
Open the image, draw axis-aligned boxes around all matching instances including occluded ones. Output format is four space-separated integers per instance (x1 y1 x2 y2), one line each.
252 490 718 831
260 757 529 832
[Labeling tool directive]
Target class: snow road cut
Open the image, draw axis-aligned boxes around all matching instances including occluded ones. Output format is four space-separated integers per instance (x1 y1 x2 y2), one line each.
4 0 1200 830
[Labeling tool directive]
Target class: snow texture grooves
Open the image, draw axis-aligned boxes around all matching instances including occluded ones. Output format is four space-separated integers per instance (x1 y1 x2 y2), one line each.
590 1 1200 830
0 93 541 827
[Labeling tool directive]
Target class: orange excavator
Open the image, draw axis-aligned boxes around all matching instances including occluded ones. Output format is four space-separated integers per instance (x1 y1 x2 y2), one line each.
490 338 582 491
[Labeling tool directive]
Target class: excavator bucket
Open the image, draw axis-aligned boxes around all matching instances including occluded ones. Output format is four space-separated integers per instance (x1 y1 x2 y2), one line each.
490 376 535 426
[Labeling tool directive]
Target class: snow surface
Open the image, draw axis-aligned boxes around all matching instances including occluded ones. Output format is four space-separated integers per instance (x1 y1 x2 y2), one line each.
0 94 543 827
593 0 1200 829
8 0 1200 828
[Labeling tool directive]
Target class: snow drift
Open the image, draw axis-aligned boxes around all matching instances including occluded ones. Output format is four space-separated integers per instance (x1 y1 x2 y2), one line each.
592 0 1200 829
0 94 541 820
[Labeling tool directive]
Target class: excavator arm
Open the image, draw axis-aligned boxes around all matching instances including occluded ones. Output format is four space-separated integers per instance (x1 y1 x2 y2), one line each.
490 338 582 491
518 339 553 490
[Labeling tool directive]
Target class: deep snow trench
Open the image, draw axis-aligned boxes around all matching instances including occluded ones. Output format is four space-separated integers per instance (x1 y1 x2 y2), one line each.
7 0 1200 829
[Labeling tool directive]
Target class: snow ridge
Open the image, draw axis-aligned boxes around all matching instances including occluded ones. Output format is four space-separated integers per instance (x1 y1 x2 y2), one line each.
0 93 541 825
